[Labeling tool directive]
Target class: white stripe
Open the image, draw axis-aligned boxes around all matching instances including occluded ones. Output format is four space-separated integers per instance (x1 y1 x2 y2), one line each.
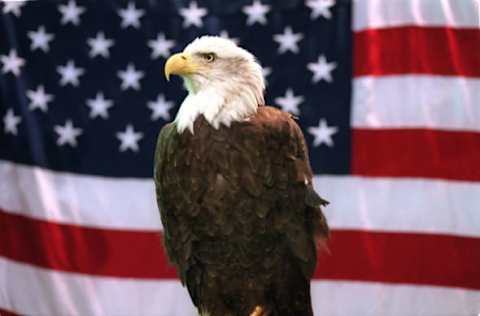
2 160 480 237
353 0 480 31
352 76 480 131
1 258 479 316
0 160 161 230
314 175 480 237
311 281 480 316
0 258 196 316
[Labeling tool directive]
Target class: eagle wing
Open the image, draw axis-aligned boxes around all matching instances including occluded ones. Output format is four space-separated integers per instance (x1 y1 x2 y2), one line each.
154 123 179 264
154 121 198 284
257 107 329 277
154 121 208 289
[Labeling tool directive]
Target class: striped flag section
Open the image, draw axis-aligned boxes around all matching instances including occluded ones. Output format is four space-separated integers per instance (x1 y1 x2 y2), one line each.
2 257 479 316
2 161 480 314
347 0 480 314
353 0 480 30
2 0 480 315
2 160 480 238
3 192 480 285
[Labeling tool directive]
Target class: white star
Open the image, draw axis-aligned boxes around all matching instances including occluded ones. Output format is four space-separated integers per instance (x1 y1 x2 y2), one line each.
148 94 174 121
242 0 270 26
262 66 271 86
262 66 271 78
117 63 144 91
0 49 25 76
58 0 85 26
27 26 54 52
116 124 143 152
3 109 21 135
306 0 335 20
273 26 303 54
307 55 337 83
148 33 175 59
57 60 85 86
87 32 114 58
86 92 113 119
118 2 144 29
54 120 83 147
275 88 304 115
219 30 239 45
27 85 54 112
308 118 338 147
2 1 26 17
179 1 207 28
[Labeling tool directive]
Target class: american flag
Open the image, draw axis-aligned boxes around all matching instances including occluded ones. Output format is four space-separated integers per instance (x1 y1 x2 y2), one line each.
1 0 479 315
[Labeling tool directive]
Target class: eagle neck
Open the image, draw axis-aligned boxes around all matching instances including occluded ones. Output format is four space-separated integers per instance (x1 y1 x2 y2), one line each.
174 84 261 134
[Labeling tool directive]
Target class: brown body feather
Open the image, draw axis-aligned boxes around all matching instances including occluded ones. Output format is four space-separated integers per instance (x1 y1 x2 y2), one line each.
154 106 329 316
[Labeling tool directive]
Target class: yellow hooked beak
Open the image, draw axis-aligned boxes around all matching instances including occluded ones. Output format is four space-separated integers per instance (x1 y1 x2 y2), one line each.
164 53 198 81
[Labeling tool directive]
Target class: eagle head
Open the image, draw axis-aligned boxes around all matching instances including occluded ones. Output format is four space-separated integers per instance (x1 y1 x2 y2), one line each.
164 36 265 133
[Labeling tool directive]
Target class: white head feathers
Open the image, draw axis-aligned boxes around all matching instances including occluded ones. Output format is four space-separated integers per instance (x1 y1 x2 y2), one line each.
173 36 265 133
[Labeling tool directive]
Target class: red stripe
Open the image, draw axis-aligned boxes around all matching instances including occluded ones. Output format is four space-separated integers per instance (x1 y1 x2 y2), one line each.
1 209 479 289
317 230 480 289
0 308 20 316
0 210 177 279
352 129 480 181
354 26 480 77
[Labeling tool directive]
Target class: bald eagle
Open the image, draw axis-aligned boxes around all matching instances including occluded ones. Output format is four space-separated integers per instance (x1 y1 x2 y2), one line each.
154 36 329 316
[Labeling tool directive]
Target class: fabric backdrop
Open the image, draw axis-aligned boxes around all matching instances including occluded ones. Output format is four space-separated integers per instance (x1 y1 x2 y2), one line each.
1 0 479 315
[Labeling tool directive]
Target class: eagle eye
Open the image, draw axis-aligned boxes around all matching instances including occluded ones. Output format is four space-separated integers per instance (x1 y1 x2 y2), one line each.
202 53 216 62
